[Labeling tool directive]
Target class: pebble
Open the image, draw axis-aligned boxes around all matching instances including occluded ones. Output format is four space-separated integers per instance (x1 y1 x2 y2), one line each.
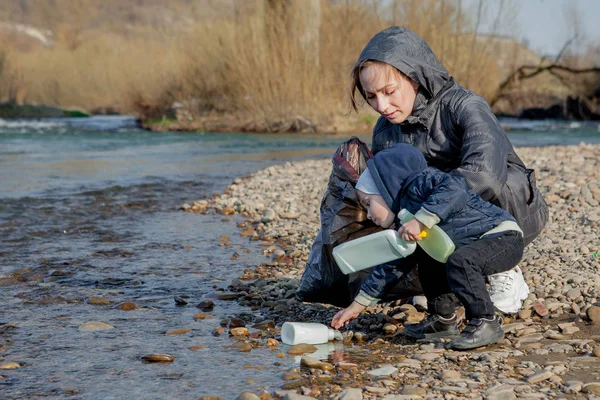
114 302 137 311
0 362 20 369
87 296 110 305
300 356 333 371
197 300 215 311
287 344 317 355
195 144 600 399
525 371 554 383
367 364 397 377
141 353 174 363
587 305 600 323
338 388 362 400
167 328 191 335
79 322 114 331
237 392 260 400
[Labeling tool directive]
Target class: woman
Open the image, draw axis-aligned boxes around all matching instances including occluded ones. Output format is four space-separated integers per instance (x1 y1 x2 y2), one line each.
346 26 548 317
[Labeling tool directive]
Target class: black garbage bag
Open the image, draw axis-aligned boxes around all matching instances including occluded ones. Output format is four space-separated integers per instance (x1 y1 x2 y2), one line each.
295 136 422 307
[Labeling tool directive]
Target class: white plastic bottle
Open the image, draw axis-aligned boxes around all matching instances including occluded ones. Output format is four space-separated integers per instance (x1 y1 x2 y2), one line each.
332 230 417 274
398 209 455 263
281 322 343 345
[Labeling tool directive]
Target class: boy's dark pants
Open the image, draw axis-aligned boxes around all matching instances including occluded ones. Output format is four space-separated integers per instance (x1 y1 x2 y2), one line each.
417 231 524 319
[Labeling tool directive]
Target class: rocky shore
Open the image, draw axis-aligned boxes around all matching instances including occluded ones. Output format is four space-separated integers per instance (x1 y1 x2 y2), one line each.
184 143 600 399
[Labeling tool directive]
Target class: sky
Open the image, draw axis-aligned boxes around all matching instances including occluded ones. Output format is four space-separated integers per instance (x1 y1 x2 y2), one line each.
477 0 600 57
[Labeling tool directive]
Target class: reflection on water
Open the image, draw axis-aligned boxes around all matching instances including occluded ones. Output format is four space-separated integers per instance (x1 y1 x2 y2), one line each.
0 119 359 399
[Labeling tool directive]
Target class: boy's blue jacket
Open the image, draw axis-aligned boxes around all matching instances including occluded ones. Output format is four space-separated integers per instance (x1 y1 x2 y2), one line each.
360 143 517 300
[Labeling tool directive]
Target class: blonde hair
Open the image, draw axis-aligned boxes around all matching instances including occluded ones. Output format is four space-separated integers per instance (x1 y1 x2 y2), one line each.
350 60 406 112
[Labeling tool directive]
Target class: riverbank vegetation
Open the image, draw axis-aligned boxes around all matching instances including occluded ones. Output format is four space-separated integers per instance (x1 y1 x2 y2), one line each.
1 0 599 132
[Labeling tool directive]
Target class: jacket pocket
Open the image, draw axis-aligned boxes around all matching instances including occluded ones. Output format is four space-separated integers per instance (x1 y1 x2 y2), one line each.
504 167 548 246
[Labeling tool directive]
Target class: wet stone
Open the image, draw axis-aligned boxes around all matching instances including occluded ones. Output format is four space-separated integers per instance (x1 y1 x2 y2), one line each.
212 292 240 301
167 328 191 335
188 346 204 351
232 342 252 352
280 379 307 390
194 313 212 320
142 353 174 363
282 369 301 381
87 296 110 305
0 362 21 369
197 300 215 311
287 344 317 355
300 356 333 371
230 327 249 336
253 320 275 330
229 318 246 328
174 297 188 306
114 302 137 311
214 327 225 336
79 322 115 331
336 362 358 371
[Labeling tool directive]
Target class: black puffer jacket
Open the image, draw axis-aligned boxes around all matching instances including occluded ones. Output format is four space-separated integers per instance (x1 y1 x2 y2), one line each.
359 26 548 246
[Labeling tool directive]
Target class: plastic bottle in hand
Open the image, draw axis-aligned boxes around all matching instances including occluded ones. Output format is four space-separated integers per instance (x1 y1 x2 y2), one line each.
398 209 455 263
332 230 417 274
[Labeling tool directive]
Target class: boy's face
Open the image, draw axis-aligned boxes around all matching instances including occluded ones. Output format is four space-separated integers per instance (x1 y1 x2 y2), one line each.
357 190 395 228
360 63 418 124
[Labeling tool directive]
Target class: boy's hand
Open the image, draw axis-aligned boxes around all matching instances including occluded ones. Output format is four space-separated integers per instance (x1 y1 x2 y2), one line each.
398 219 425 242
331 301 366 329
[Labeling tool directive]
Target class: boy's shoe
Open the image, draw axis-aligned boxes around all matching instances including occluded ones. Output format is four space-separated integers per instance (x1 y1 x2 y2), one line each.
450 315 504 350
403 314 459 339
488 266 530 314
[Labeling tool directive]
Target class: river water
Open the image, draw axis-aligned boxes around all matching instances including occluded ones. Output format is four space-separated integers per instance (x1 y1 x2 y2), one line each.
1 116 600 399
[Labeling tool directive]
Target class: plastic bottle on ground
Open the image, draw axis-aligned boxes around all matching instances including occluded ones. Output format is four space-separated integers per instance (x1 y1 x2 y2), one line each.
281 322 343 345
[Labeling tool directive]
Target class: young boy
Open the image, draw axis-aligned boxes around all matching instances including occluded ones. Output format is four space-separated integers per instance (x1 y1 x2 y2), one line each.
331 143 524 350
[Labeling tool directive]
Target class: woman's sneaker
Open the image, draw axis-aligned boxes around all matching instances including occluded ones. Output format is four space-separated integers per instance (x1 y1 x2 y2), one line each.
450 315 504 350
403 314 459 339
488 266 530 314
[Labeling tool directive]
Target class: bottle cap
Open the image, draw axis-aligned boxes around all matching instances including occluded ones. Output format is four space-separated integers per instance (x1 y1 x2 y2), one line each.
328 328 343 341
398 209 410 221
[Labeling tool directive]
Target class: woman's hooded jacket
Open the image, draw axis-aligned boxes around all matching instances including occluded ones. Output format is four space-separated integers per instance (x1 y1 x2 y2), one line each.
357 26 548 246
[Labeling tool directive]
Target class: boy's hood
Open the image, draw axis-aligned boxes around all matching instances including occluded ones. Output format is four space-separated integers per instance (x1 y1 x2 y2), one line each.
357 26 450 102
367 143 428 214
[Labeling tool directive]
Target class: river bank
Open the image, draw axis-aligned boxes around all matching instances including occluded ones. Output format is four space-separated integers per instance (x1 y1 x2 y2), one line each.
191 143 600 399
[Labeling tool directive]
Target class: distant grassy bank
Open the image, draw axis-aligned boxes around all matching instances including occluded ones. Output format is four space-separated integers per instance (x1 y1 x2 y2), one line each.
1 0 598 132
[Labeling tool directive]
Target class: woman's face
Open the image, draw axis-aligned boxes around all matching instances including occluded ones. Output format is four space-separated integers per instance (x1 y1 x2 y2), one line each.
360 63 418 124
357 191 395 228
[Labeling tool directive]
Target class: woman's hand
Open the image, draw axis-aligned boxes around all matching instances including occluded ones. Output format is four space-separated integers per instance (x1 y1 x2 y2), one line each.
331 301 366 329
398 219 425 242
